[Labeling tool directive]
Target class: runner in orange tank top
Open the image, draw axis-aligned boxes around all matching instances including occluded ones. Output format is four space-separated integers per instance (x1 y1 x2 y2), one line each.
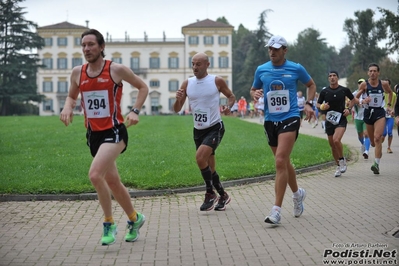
60 29 149 246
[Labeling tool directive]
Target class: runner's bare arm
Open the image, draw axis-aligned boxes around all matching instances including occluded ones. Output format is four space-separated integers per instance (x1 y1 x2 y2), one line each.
303 79 316 121
173 80 188 113
216 76 235 109
112 63 148 110
111 63 148 127
60 66 81 126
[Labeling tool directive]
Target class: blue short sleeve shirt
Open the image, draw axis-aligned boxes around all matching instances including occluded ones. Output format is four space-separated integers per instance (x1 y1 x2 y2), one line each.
252 60 311 121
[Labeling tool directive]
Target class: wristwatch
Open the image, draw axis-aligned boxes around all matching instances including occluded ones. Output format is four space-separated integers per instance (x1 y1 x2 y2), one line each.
131 108 140 115
306 100 313 107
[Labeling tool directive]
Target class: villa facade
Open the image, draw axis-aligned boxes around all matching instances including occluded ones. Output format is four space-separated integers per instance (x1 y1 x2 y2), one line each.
36 19 234 116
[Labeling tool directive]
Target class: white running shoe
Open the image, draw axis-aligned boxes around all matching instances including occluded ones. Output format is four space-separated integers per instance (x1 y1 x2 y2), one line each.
293 188 306 218
334 166 341 177
339 158 347 173
264 208 281 225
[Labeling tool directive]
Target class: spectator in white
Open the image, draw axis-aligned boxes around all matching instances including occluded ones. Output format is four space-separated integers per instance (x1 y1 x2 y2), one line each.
352 78 371 159
297 91 305 126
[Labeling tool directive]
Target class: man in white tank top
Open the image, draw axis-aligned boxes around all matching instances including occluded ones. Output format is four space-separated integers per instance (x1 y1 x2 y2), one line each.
173 52 235 211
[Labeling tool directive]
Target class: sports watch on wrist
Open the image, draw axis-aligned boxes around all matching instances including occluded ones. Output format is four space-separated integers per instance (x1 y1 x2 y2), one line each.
131 108 140 115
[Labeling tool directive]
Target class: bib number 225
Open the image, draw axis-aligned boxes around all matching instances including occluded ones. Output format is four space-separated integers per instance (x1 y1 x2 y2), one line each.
195 113 208 122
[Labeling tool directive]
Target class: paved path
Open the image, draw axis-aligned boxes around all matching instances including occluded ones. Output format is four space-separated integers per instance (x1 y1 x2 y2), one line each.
1 119 398 266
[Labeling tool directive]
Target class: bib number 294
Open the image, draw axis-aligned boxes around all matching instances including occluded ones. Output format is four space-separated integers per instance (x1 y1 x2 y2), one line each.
88 98 106 110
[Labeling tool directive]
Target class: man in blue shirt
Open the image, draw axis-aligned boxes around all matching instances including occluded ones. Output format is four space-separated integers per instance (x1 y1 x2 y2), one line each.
250 35 316 225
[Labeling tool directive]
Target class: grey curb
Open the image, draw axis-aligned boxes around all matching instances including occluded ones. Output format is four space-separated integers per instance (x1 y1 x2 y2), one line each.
0 161 337 202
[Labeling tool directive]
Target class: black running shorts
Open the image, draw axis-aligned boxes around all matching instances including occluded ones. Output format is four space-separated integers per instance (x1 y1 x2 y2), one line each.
193 121 225 155
364 107 386 125
86 123 128 157
263 117 300 147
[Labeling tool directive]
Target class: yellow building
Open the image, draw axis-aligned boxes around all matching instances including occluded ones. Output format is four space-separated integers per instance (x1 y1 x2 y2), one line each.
36 19 233 116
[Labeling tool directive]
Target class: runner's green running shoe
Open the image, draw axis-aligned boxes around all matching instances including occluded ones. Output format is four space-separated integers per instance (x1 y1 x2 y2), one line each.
371 163 380 175
125 212 146 242
101 222 117 245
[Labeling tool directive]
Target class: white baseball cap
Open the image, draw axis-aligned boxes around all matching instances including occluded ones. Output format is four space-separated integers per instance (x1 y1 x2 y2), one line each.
265 35 288 49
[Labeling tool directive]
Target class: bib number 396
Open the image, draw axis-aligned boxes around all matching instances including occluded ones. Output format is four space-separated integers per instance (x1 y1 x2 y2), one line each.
266 90 290 113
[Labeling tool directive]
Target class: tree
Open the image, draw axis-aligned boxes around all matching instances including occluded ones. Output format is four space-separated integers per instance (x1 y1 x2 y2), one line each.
347 65 368 91
378 57 399 88
232 25 256 99
234 10 272 100
287 28 331 92
343 9 387 74
216 16 230 25
0 0 44 115
378 1 399 55
335 45 354 79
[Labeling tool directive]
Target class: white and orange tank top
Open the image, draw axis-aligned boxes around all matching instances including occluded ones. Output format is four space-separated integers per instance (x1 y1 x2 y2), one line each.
79 60 124 131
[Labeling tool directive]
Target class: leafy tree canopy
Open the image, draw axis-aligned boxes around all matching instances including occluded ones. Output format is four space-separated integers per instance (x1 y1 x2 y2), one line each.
378 2 399 55
0 0 45 115
343 9 387 73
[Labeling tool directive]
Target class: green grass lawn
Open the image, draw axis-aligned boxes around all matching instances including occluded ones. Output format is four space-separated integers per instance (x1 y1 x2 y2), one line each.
0 115 338 195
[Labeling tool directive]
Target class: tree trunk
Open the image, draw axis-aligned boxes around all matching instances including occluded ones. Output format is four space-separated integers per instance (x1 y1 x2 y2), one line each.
0 97 11 116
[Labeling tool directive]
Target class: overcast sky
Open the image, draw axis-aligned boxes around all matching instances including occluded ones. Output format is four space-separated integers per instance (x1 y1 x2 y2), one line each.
22 0 397 52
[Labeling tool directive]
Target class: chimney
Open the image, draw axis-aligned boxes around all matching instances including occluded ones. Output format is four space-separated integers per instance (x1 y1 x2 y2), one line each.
85 20 89 28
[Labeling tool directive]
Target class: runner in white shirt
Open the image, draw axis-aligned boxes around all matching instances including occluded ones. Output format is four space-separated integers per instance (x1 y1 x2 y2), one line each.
174 52 236 211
